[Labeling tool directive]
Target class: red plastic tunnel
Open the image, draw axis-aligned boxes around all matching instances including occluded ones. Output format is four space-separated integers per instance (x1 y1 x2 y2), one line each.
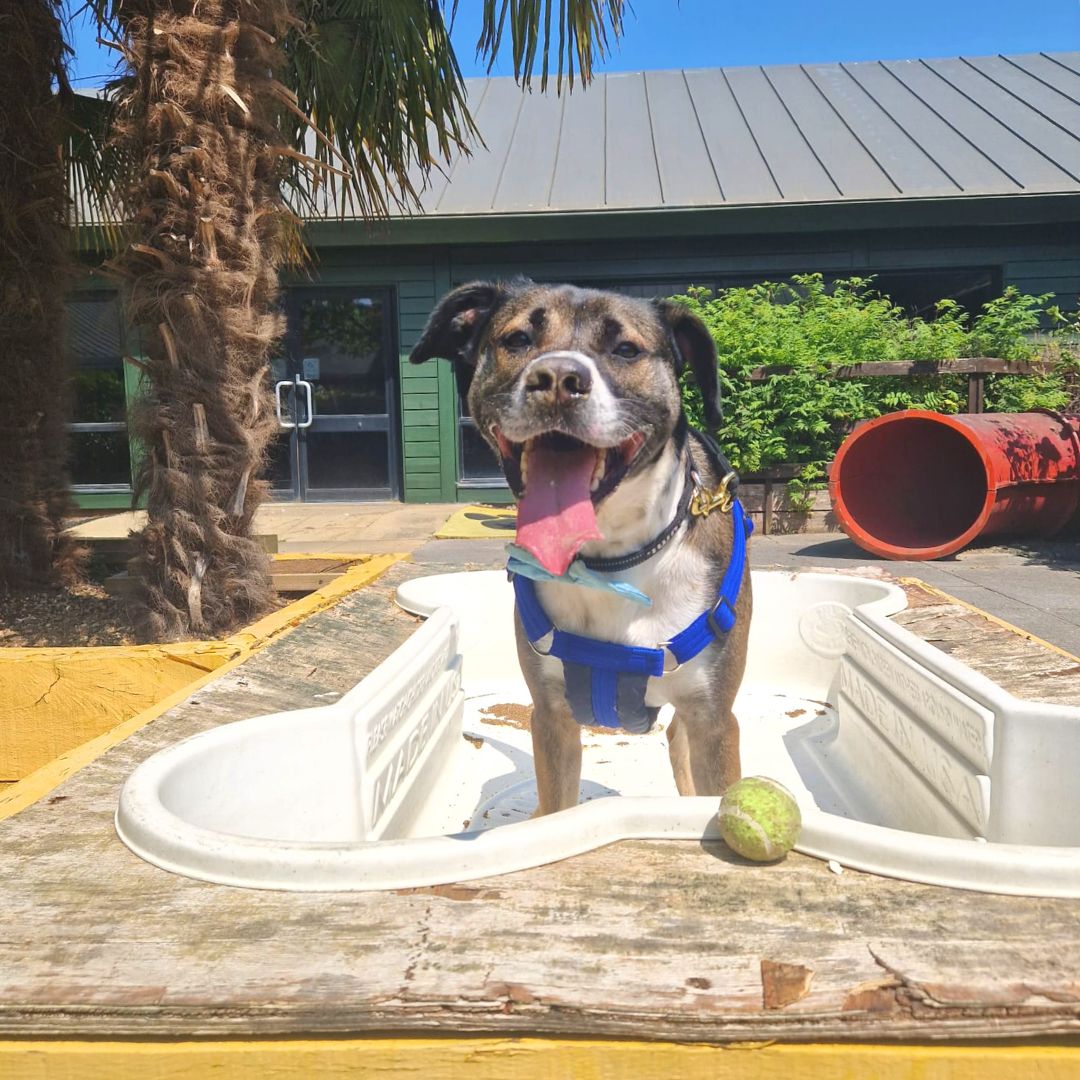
828 409 1080 560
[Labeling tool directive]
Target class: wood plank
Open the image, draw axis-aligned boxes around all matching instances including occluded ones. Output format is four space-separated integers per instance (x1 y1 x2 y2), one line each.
3 561 1080 1043
7 1036 1080 1080
404 459 440 475
397 376 438 395
403 432 440 453
274 573 354 592
406 474 442 491
892 589 1080 709
84 533 278 567
397 282 436 300
400 356 442 379
106 557 361 599
748 358 1049 380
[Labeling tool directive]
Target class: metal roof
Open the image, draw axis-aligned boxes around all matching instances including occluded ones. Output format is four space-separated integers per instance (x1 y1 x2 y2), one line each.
373 51 1080 219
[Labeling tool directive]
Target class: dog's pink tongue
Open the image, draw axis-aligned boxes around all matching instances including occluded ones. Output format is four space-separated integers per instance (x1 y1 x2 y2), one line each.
516 444 602 576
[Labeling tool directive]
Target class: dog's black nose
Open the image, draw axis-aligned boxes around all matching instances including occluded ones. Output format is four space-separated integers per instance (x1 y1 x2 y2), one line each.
525 355 592 406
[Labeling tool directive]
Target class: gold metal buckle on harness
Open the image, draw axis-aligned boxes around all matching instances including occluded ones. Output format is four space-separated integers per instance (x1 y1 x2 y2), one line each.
689 470 736 518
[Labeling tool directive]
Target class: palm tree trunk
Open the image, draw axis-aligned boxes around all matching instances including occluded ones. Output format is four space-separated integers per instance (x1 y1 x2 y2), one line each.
109 1 292 640
0 1 82 589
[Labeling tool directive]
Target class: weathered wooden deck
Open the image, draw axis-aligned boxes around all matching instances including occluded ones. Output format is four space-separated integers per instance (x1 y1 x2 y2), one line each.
2 558 1080 1045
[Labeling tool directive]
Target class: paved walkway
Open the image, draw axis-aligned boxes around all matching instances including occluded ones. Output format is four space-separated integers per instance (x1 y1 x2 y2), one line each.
750 533 1080 659
67 502 460 555
69 503 1080 658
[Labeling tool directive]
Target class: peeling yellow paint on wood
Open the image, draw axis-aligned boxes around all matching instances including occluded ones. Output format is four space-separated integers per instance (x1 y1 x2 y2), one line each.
0 643 233 780
2 1037 1079 1080
0 554 405 799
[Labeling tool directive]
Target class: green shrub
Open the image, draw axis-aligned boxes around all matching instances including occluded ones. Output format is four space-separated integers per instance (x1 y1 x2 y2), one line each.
674 274 1079 503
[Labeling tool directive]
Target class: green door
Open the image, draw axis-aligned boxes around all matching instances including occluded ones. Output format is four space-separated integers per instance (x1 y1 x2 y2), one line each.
268 287 399 500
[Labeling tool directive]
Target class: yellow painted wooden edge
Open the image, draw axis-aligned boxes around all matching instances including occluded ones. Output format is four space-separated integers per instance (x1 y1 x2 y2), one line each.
270 552 380 562
899 577 1080 664
3 1037 1080 1080
0 553 407 822
0 639 236 667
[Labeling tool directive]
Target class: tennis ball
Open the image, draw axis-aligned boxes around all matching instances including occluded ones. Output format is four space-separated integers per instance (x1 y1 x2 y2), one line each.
717 776 801 862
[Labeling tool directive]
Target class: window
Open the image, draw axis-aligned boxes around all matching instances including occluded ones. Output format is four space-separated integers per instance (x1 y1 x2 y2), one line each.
67 295 133 489
457 393 503 484
840 267 1000 318
593 270 1003 317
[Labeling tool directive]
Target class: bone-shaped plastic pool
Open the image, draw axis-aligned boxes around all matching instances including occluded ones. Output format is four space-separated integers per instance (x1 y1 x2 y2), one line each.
116 571 1080 896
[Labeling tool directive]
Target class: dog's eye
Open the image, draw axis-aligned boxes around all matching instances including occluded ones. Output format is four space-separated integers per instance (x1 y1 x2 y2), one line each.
613 341 641 360
502 330 532 351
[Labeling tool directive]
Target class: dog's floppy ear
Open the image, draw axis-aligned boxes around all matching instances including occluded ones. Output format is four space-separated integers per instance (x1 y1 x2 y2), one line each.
654 298 722 428
409 281 507 399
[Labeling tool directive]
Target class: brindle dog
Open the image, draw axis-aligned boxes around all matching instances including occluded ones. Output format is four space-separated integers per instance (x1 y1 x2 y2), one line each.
411 280 751 815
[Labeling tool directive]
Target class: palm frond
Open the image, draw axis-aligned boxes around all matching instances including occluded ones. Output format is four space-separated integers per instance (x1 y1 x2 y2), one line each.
60 87 131 251
59 2 134 250
282 0 478 219
473 0 628 90
69 0 626 230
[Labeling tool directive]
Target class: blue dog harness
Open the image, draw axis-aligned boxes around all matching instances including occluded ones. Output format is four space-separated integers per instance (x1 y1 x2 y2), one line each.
511 495 752 734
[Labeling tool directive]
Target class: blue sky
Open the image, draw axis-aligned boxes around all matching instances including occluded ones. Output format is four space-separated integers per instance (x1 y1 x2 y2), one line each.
65 0 1080 88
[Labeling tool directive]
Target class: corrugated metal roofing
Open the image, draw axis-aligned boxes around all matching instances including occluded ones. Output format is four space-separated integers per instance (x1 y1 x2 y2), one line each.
373 51 1080 218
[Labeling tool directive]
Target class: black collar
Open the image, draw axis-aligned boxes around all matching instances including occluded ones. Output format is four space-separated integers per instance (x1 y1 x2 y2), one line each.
578 424 741 575
579 456 696 573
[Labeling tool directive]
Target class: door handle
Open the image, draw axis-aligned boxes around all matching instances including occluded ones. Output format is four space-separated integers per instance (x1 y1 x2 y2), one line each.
296 378 315 430
274 380 296 428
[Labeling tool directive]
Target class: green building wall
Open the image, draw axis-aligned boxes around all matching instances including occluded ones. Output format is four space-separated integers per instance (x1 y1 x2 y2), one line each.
67 204 1080 508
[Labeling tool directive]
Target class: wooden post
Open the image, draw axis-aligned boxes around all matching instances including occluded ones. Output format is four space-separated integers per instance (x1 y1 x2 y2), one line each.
967 372 987 414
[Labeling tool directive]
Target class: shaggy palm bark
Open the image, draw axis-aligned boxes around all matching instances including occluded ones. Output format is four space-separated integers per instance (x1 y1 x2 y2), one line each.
109 1 291 640
0 1 81 589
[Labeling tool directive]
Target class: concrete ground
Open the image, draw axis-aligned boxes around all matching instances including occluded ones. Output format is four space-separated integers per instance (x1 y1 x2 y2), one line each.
69 504 1080 658
750 533 1080 658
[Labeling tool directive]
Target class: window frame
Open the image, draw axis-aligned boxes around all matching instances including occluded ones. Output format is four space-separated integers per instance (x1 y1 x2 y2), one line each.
66 289 138 494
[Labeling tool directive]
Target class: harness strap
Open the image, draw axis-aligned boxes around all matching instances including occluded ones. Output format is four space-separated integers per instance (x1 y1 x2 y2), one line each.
666 495 751 664
512 498 753 732
513 574 666 676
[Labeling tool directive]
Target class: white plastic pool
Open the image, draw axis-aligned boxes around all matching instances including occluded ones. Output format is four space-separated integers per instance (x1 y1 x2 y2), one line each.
116 570 1080 896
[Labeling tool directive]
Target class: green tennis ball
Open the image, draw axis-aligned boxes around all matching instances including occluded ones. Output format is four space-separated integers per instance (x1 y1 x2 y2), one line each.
717 776 802 862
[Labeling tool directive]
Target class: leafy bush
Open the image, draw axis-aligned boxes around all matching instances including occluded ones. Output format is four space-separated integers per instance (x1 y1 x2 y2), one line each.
675 274 1080 502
